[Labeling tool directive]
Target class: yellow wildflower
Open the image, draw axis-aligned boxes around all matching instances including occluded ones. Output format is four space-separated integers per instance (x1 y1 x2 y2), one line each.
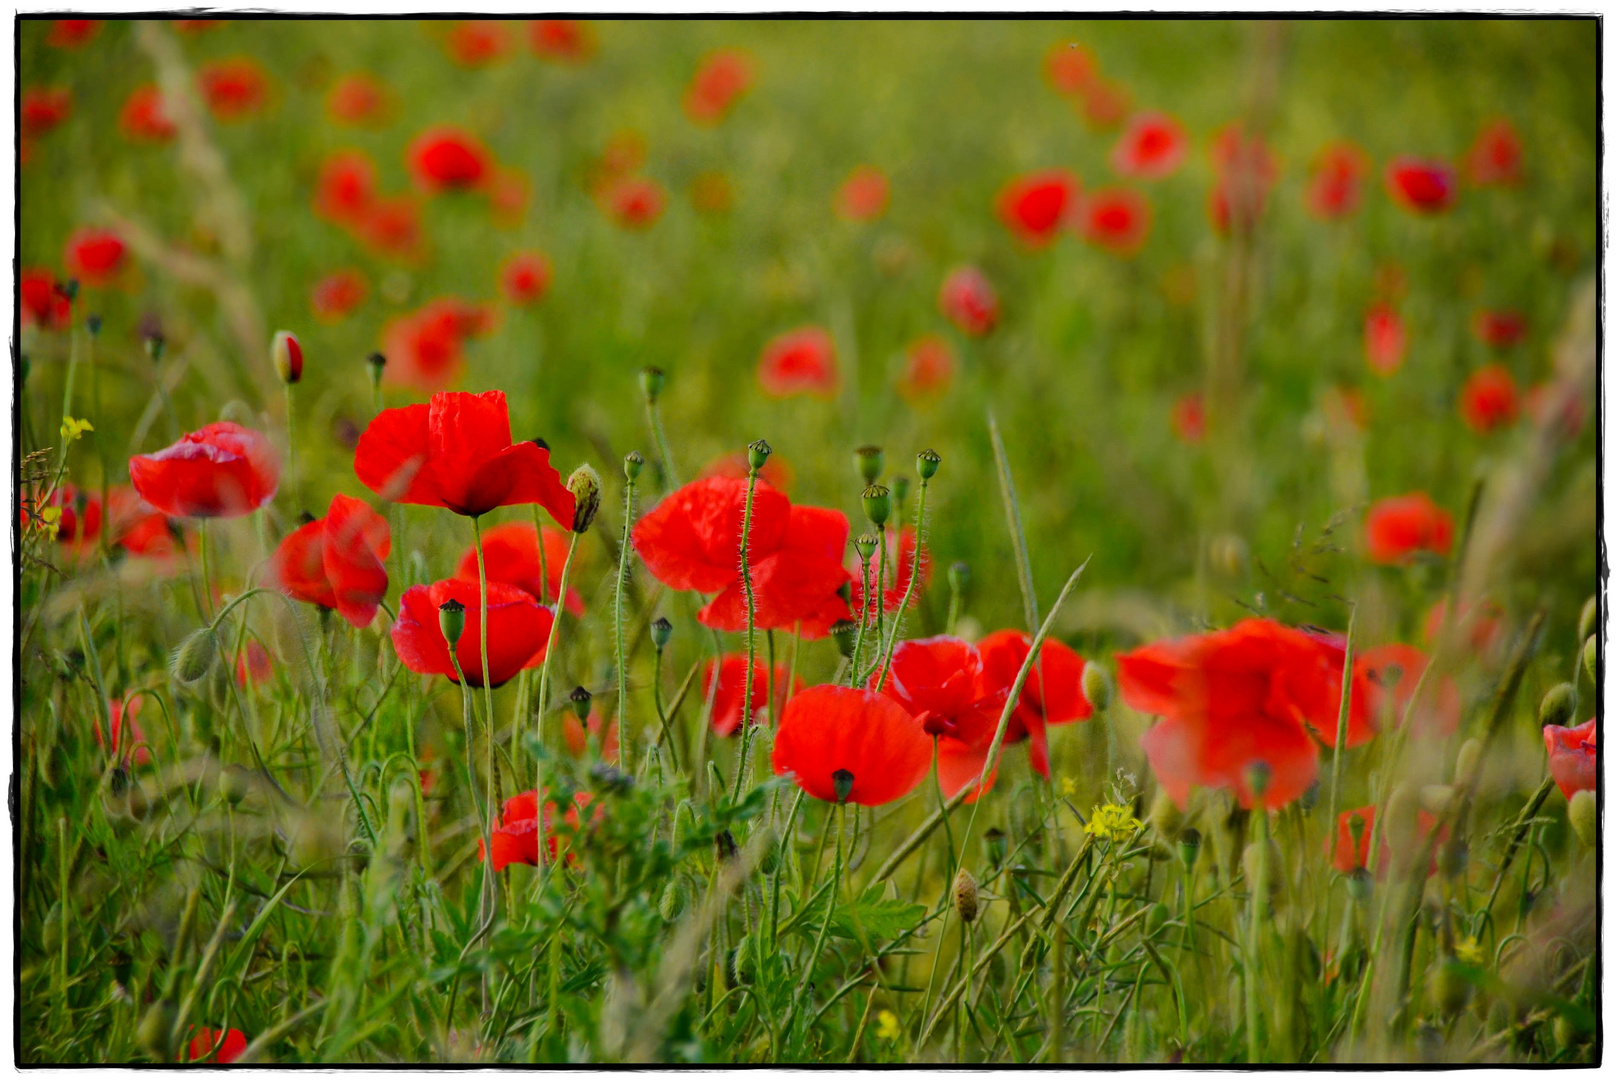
1085 803 1141 842
1059 777 1079 798
60 416 94 442
1455 937 1484 966
875 1010 901 1041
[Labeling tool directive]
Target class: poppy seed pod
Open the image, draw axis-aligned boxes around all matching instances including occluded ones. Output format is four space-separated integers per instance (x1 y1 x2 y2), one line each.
917 447 941 481
831 768 855 804
567 464 602 533
366 351 386 390
854 533 878 562
1579 597 1597 643
639 366 665 404
650 616 673 650
437 598 467 645
1568 789 1597 848
145 333 166 364
569 685 592 721
892 475 910 509
624 450 644 481
1346 867 1374 903
86 313 102 336
855 445 884 484
830 618 857 658
272 330 303 385
953 867 979 923
948 560 970 592
862 484 891 527
1178 827 1201 868
171 627 220 685
746 438 772 473
1538 683 1576 728
1082 663 1113 713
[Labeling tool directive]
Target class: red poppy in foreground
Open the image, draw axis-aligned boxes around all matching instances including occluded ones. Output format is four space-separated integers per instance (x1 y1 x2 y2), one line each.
1544 719 1596 799
897 335 956 403
48 19 100 48
392 578 553 688
758 326 839 399
500 251 553 306
600 176 666 229
1364 493 1453 565
65 228 127 287
182 1027 247 1065
1364 304 1407 376
1171 393 1205 443
376 297 497 390
446 20 512 67
270 494 391 628
1459 365 1520 433
850 526 926 620
835 165 890 222
1111 111 1187 180
1306 141 1371 220
703 654 803 736
313 150 378 227
1355 643 1463 739
684 49 754 125
1466 119 1523 187
310 268 368 323
20 268 72 330
197 57 270 121
326 73 393 127
977 630 1092 778
939 266 999 337
997 170 1080 247
452 521 585 616
409 126 493 194
355 390 573 522
773 685 932 806
1386 158 1457 215
1079 187 1152 256
97 696 152 767
1044 41 1096 96
22 87 72 138
1472 309 1526 349
875 636 1010 801
531 19 595 62
119 84 176 143
130 422 280 519
482 789 595 869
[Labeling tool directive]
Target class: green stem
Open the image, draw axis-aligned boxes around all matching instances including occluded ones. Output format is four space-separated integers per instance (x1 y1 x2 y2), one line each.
648 398 679 490
1246 807 1269 1063
875 478 929 691
850 554 874 686
616 475 637 773
284 383 300 512
731 466 761 802
533 530 582 882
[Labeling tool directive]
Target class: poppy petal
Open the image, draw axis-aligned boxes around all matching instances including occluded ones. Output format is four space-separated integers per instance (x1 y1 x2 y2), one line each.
354 404 443 506
322 493 390 628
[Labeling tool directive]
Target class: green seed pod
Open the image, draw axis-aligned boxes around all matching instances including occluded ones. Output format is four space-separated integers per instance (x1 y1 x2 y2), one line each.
1569 789 1597 848
623 450 644 481
650 616 673 650
437 598 466 646
1583 635 1598 685
952 868 979 924
171 627 220 686
137 1000 175 1060
854 533 878 562
854 445 884 484
862 484 891 527
567 464 602 533
830 619 857 659
916 448 941 481
1177 827 1202 868
747 438 772 474
569 685 593 721
1539 683 1576 728
1454 738 1484 788
271 330 303 385
1346 867 1374 904
639 366 665 404
1082 663 1113 713
366 351 386 390
831 768 854 805
1429 958 1473 1016
1578 597 1597 644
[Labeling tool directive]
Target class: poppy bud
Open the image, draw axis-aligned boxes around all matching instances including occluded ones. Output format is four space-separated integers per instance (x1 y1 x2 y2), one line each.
854 445 884 484
650 616 673 650
569 685 592 721
624 450 644 481
137 1001 175 1060
438 598 467 645
271 330 303 385
746 439 772 474
219 764 252 806
1082 663 1113 713
854 533 878 562
862 484 891 527
659 877 687 921
567 464 602 533
1454 738 1484 788
830 619 857 658
145 333 166 364
1346 867 1374 904
1568 789 1597 848
366 351 386 390
1300 780 1321 811
1178 827 1201 868
948 560 970 592
892 475 910 510
917 447 941 481
170 627 220 686
1538 683 1576 728
1420 784 1456 815
639 366 665 404
1144 902 1170 936
1579 597 1597 643
86 313 102 336
953 868 979 923
1429 957 1473 1016
60 278 79 302
831 768 854 804
1582 635 1597 685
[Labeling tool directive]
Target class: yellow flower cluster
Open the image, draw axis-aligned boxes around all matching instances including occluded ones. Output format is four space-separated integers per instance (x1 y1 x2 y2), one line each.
1085 803 1142 842
60 416 94 442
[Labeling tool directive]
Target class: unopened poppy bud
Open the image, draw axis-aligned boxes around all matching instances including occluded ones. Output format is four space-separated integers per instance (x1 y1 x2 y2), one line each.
1579 597 1597 643
569 685 592 721
747 439 772 474
60 278 79 302
86 313 102 336
366 351 386 390
948 560 970 592
659 877 686 921
1538 683 1576 728
171 627 219 685
650 616 673 650
1082 663 1113 713
831 768 854 804
1178 827 1201 868
144 333 165 364
1569 789 1597 848
1300 780 1321 811
1429 958 1472 1016
623 450 644 481
854 445 884 484
917 447 941 481
1346 867 1374 904
567 464 602 533
218 764 252 806
854 533 878 562
1144 902 1170 936
1420 784 1456 815
271 330 303 385
1245 760 1273 802
437 598 467 645
892 475 910 509
830 619 857 658
1582 635 1598 685
1454 738 1484 788
862 484 891 527
639 366 665 404
953 868 979 923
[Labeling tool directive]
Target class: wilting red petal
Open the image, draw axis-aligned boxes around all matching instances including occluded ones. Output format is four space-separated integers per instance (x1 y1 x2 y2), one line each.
392 578 553 688
772 685 932 806
1364 493 1453 565
1544 719 1597 799
129 422 280 519
632 476 790 595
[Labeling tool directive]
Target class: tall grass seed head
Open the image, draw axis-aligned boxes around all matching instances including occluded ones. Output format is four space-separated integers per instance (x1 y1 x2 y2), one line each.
567 463 602 532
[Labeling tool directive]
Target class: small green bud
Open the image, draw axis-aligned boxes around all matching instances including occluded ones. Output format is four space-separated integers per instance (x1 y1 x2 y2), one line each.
948 560 970 592
830 619 857 659
271 329 303 384
891 475 910 509
1081 663 1113 713
1245 760 1273 802
916 447 941 481
650 616 673 650
567 464 602 533
1177 827 1201 868
86 313 102 336
623 450 644 481
438 598 466 645
831 768 854 805
366 351 387 390
569 685 592 721
1569 789 1597 848
1579 597 1597 643
1539 683 1576 728
854 533 878 562
862 484 891 527
1346 867 1374 904
218 764 252 806
1454 738 1484 788
952 868 979 923
171 627 220 685
747 439 772 474
639 366 666 404
854 445 884 484
659 877 686 922
1583 635 1598 685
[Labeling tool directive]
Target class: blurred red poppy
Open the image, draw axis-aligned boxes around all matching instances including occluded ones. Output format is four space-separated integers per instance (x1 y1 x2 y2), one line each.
875 636 1009 801
1466 119 1523 187
20 268 71 330
452 521 585 616
500 251 553 306
392 578 553 688
600 176 666 229
97 695 152 767
850 526 926 620
271 494 391 628
773 685 932 806
1386 157 1457 215
1364 304 1407 376
977 629 1092 779
703 654 802 736
355 390 573 522
1171 393 1205 443
64 228 128 288
1208 123 1279 236
107 486 184 560
1472 309 1526 349
591 132 647 192
563 710 619 762
197 57 269 122
376 297 495 390
1306 141 1371 220
409 126 493 194
1423 598 1505 658
130 422 280 519
834 165 890 222
997 170 1080 247
235 641 274 689
313 150 378 227
446 20 512 67
1459 364 1520 433
1355 643 1463 739
685 49 754 125
47 20 99 48
530 19 596 62
897 335 957 403
482 789 595 869
326 72 393 127
1112 111 1187 179
1364 493 1453 565
20 483 102 552
182 1028 246 1065
1077 77 1131 131
22 87 72 138
357 194 426 264
119 84 176 143
307 268 366 323
758 326 839 399
939 266 999 337
489 167 531 227
1079 187 1152 256
1543 719 1596 799
700 451 796 493
1044 41 1096 96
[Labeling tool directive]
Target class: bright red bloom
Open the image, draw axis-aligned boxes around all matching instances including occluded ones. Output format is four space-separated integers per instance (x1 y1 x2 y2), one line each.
997 170 1080 247
236 642 274 689
1363 493 1453 565
409 126 493 194
309 268 368 323
563 711 619 762
64 228 127 288
1472 309 1526 349
898 335 957 403
182 1027 247 1065
1077 78 1131 131
357 194 426 264
875 636 1009 801
326 73 392 127
700 451 795 493
313 150 377 227
939 266 999 337
758 326 839 399
684 49 754 126
376 297 496 390
1544 719 1597 799
601 176 666 229
500 251 553 306
1111 112 1187 180
119 84 176 143
1356 643 1463 739
355 390 573 522
834 165 890 222
1306 141 1371 220
1466 119 1523 187
197 57 269 122
270 494 390 628
977 630 1092 778
1459 364 1520 433
773 685 932 806
713 503 852 636
20 268 71 330
22 87 72 138
1208 124 1279 236
453 521 585 616
445 20 512 67
530 20 595 62
106 486 183 560
1079 187 1152 256
850 526 926 620
129 422 280 519
482 789 595 869
703 654 802 736
1524 382 1587 440
1331 805 1376 874
1171 393 1205 444
1364 304 1407 376
392 578 553 688
47 20 99 48
1386 158 1457 215
1044 41 1096 96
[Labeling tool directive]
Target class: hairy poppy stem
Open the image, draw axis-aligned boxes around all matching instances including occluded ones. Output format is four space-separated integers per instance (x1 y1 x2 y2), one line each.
533 530 582 880
284 383 301 512
472 516 498 909
531 505 549 605
731 464 761 803
850 552 874 685
874 476 930 692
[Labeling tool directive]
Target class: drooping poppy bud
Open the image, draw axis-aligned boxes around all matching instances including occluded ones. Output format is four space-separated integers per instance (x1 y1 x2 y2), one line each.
1538 683 1576 728
171 627 220 685
272 330 303 385
567 464 602 533
1584 636 1598 684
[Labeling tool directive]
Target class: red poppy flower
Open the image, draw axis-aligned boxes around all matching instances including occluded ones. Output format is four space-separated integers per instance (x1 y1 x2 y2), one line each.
47 20 99 48
874 636 1009 801
1459 364 1520 434
376 297 495 390
1363 493 1453 565
64 228 127 288
97 696 152 767
270 494 390 628
632 477 787 596
119 84 176 143
850 526 926 620
236 642 274 689
355 390 573 522
1472 309 1526 349
1044 41 1096 96
1331 805 1376 874
326 73 392 127
313 150 377 228
20 268 71 330
758 326 839 399
706 503 853 636
445 20 512 67
700 451 795 493
1543 719 1596 799
832 164 890 222
773 685 932 806
182 1027 246 1065
1524 381 1587 440
939 266 999 337
1364 304 1407 376
997 170 1080 247
977 629 1092 778
481 789 595 869
1077 78 1131 131
357 194 426 264
197 57 269 122
20 483 102 552
1385 158 1457 215
500 251 553 306
530 19 595 62
1171 393 1205 444
308 268 368 324
129 422 280 519
600 176 666 230
1111 112 1187 180
690 171 734 215
409 126 493 194
1465 119 1522 187
1306 141 1371 220
898 335 956 403
106 486 183 560
1355 643 1463 739
591 131 647 191
452 521 585 616
1323 386 1369 431
1208 124 1279 236
703 654 803 736
563 711 619 762
1079 187 1152 256
684 49 754 126
1423 598 1506 658
488 167 531 228
392 578 553 688
22 87 72 138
